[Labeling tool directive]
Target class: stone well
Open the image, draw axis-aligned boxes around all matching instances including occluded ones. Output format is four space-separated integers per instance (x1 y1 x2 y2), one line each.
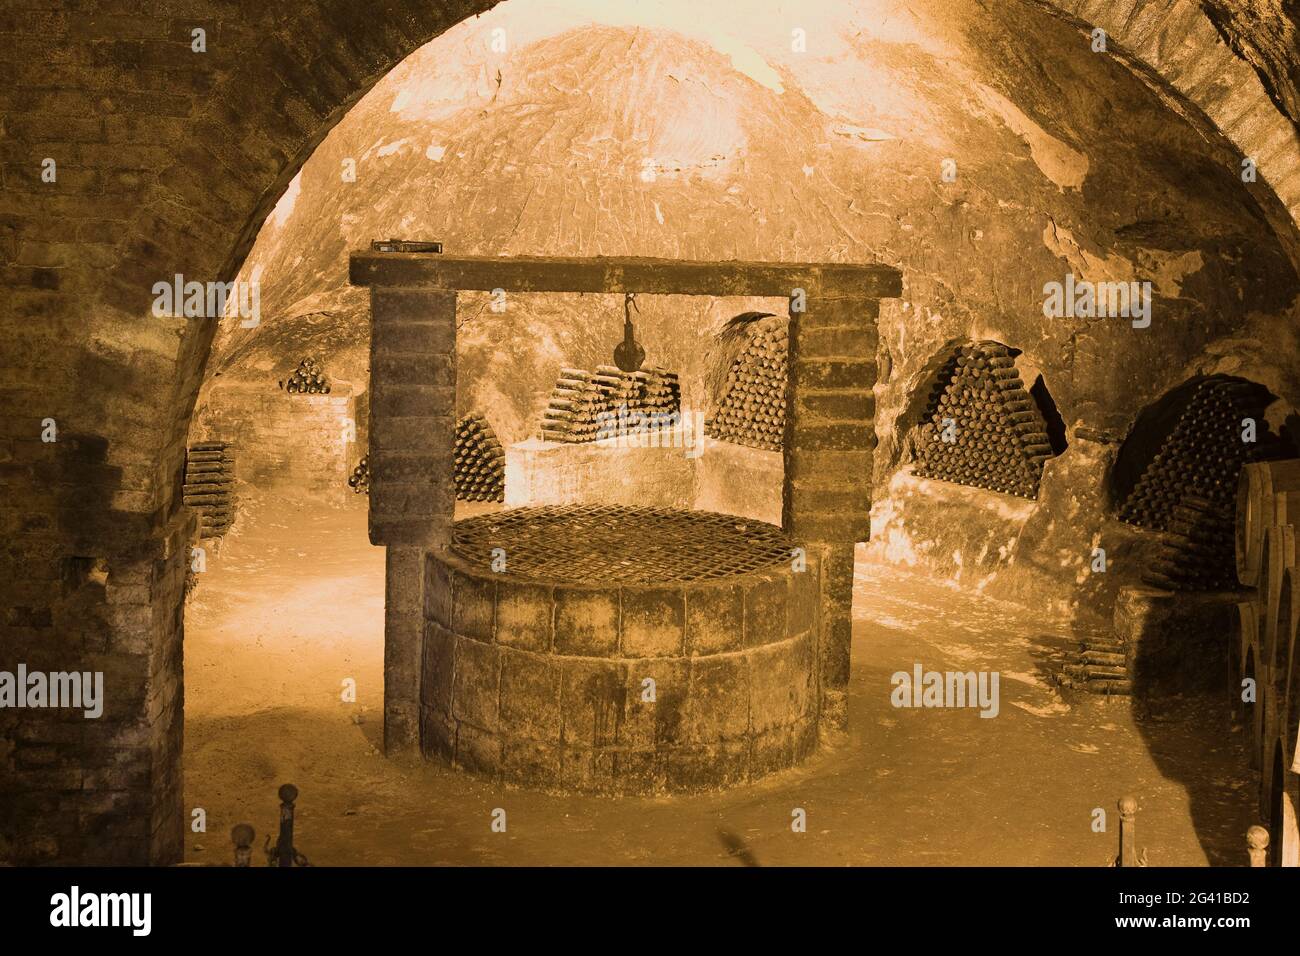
421 505 820 793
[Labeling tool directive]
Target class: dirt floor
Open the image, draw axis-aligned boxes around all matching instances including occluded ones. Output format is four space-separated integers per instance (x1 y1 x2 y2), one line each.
183 494 1257 866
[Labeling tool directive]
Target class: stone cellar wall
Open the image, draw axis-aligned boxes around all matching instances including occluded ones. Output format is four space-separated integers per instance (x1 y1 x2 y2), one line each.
504 438 696 511
185 0 1300 629
192 381 359 501
0 511 189 865
694 441 784 526
209 0 1300 619
869 316 1300 621
503 431 783 522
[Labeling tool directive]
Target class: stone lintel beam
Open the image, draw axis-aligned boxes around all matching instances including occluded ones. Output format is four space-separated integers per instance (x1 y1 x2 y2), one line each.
350 252 902 300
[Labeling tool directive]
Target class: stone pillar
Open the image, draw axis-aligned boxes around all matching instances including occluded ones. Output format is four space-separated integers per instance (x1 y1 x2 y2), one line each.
383 548 425 753
368 289 457 548
368 289 457 753
782 295 878 730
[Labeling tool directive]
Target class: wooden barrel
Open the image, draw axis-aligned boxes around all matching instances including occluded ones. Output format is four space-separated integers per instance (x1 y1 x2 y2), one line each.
1278 567 1299 699
1262 734 1286 841
1237 600 1258 705
1283 567 1300 775
1273 789 1300 867
1235 601 1265 777
1291 664 1300 775
1236 460 1300 586
1260 525 1296 672
1262 701 1283 817
1245 634 1264 771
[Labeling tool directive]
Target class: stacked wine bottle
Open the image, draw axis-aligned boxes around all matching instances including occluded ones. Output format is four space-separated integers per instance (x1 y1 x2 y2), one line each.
347 456 369 495
281 357 331 395
184 441 236 538
455 415 505 502
1120 377 1275 591
705 324 788 452
1141 495 1239 591
912 342 1053 498
539 365 680 443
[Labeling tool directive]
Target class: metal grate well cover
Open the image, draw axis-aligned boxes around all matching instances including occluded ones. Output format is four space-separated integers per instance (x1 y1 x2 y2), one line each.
450 505 795 584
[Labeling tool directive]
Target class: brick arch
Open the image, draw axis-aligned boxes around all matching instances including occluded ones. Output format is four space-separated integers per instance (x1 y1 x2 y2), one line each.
1032 0 1300 263
5 0 1300 865
112 0 499 524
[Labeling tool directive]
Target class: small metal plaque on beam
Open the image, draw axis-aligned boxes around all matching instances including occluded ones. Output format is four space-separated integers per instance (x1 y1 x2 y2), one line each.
371 239 443 253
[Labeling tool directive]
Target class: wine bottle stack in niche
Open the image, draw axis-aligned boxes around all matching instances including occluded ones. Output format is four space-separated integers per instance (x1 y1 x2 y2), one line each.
912 342 1053 499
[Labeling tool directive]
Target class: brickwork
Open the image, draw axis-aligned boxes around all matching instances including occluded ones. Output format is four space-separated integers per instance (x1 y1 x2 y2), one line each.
694 440 784 525
1037 0 1300 260
384 546 425 754
782 296 879 727
504 438 696 510
193 383 356 499
367 288 457 548
0 0 494 866
368 287 458 753
0 508 189 865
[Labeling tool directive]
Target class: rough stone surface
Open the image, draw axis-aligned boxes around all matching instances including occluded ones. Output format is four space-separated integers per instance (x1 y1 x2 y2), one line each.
1113 584 1240 697
506 431 784 524
505 437 696 511
694 440 784 525
421 542 818 793
367 288 456 547
193 385 358 499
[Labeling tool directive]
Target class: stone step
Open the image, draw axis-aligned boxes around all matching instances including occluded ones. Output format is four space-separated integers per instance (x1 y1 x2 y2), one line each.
1062 663 1129 681
1084 679 1132 695
1082 650 1127 666
1079 639 1126 654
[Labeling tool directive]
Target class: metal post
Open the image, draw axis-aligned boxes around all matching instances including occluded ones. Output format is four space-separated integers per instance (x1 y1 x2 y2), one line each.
277 784 298 868
1115 795 1147 867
